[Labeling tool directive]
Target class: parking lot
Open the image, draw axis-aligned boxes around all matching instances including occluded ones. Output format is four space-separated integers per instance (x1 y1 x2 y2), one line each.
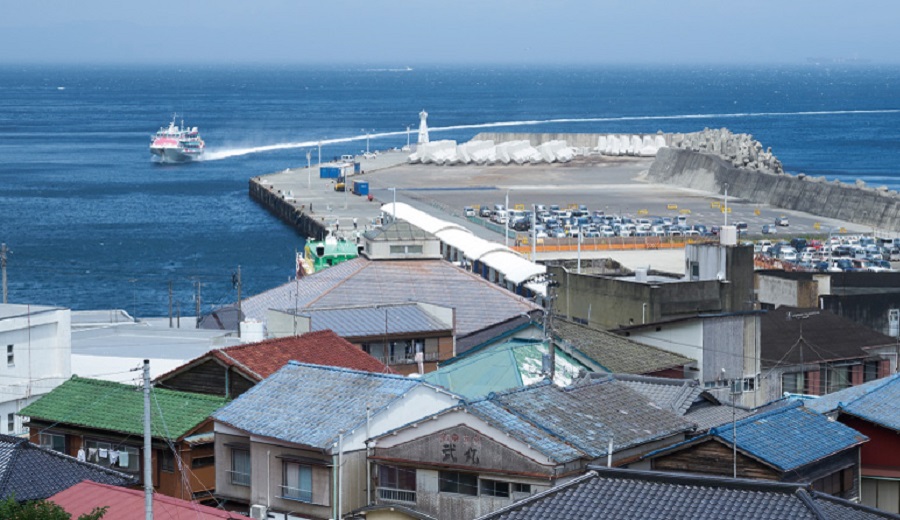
366 156 869 242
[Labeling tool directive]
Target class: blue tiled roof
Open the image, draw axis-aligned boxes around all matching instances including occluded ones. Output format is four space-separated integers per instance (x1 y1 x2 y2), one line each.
805 374 900 432
0 434 135 501
213 362 426 449
709 402 868 471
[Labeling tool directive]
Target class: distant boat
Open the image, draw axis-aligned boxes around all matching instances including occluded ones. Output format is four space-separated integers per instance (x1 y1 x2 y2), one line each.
57 86 65 90
150 114 205 163
405 66 413 71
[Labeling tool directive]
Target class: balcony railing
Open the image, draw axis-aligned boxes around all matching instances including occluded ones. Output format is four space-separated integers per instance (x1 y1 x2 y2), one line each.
372 352 440 366
378 487 416 503
280 484 312 503
227 469 251 487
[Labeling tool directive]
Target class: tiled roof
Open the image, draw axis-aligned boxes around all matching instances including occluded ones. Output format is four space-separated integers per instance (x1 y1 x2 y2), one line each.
475 467 900 520
50 480 250 519
761 307 896 368
683 397 797 433
553 319 694 374
157 330 391 383
424 340 587 399
0 434 135 502
484 377 694 459
805 374 900 431
20 377 227 439
468 400 587 464
218 258 540 339
213 362 430 449
301 304 451 338
651 402 868 472
610 374 703 415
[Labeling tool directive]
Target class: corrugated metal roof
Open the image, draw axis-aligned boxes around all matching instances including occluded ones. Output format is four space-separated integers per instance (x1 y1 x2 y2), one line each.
805 373 900 431
382 203 546 287
213 362 426 449
304 304 451 337
50 480 249 519
424 340 586 399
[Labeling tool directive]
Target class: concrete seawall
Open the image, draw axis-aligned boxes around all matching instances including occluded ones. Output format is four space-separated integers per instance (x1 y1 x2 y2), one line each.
249 178 329 240
648 147 900 232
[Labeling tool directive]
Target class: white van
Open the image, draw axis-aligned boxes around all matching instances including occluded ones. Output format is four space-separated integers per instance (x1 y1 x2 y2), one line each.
492 210 508 225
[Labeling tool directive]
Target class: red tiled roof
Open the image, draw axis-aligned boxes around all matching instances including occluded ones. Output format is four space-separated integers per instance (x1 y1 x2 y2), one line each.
49 480 250 519
156 330 391 383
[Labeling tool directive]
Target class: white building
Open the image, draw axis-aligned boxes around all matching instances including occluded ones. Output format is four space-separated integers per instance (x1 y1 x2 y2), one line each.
0 304 71 436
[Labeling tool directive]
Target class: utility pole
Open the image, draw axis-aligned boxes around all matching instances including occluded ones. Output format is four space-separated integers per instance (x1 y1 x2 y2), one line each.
142 359 153 520
168 281 173 328
307 150 312 190
235 266 242 338
1 243 7 304
194 281 202 328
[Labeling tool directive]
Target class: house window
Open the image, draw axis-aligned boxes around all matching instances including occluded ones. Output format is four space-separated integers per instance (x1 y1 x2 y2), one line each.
6 345 13 367
439 471 478 496
230 448 251 486
6 414 14 434
389 245 423 255
864 360 879 382
480 479 510 498
160 448 174 473
513 483 531 494
377 464 416 503
192 455 215 469
83 440 139 473
782 372 805 394
39 432 66 453
282 462 312 502
827 365 852 393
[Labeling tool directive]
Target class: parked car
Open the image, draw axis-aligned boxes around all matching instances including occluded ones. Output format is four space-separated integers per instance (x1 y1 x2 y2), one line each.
479 207 492 218
464 206 476 217
762 224 778 235
776 216 790 226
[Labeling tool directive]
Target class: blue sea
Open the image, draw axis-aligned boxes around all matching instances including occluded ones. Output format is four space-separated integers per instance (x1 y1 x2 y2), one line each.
1 64 899 317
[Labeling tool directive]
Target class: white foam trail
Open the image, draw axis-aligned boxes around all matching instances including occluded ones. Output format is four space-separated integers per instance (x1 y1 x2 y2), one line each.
202 108 900 161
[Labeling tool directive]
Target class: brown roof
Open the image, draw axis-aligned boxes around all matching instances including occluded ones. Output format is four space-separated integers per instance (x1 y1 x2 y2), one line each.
156 330 391 383
760 306 897 368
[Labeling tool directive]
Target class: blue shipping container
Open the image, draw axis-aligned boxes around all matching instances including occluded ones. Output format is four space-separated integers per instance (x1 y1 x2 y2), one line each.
353 180 369 196
354 162 361 174
319 166 341 178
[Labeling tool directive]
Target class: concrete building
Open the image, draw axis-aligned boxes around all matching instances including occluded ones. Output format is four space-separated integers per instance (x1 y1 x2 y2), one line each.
613 311 764 407
551 241 755 331
0 303 71 436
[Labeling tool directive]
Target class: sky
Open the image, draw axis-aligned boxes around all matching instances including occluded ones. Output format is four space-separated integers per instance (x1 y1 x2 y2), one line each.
1 0 897 66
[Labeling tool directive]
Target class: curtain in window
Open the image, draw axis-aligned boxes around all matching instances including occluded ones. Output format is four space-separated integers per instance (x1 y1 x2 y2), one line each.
285 463 312 502
232 449 251 486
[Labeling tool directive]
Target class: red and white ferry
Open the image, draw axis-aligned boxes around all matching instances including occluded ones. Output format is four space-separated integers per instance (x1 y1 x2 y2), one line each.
150 115 204 162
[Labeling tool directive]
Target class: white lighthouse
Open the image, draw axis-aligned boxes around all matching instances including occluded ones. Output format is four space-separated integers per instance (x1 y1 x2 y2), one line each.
417 110 430 144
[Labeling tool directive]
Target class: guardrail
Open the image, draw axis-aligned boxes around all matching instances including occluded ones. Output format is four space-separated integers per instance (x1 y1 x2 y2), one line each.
510 236 716 253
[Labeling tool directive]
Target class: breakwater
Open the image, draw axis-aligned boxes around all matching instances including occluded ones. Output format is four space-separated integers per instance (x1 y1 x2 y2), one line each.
473 132 671 155
249 177 329 240
648 147 900 232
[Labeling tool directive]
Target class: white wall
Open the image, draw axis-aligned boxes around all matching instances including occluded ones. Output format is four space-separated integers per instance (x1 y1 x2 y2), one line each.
627 321 704 379
0 304 71 435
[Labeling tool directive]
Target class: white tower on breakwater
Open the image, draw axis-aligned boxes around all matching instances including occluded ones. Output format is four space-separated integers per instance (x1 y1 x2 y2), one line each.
417 110 430 144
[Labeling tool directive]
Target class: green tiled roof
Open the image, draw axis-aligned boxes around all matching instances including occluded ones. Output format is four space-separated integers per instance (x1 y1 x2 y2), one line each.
20 376 228 440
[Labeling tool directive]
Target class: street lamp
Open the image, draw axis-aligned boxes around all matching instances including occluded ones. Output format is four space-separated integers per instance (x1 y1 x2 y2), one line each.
306 150 312 190
363 129 374 155
405 125 411 150
505 190 510 248
318 140 322 166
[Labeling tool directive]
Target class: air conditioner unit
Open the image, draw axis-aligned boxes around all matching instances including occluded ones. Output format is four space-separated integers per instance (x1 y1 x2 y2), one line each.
266 512 287 520
249 505 267 520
